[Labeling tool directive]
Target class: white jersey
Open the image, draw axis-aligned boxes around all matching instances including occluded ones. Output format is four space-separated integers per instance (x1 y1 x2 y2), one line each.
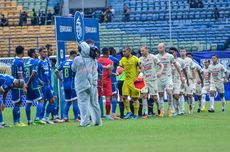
202 67 210 86
182 57 196 80
193 61 203 83
172 61 181 83
208 63 227 84
139 54 160 81
156 52 175 80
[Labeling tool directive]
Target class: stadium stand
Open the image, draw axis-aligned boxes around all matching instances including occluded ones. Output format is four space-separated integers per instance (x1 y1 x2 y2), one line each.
0 0 230 56
100 0 230 52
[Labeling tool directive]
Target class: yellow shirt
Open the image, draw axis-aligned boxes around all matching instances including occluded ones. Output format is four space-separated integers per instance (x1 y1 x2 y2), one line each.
119 56 140 83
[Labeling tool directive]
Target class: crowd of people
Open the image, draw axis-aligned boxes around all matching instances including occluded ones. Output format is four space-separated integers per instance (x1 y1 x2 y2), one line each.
0 41 228 128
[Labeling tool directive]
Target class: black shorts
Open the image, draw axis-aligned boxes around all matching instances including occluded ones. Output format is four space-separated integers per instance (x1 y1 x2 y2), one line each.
118 80 124 96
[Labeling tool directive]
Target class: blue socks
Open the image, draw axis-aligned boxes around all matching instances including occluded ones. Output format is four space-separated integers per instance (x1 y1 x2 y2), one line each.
36 102 44 120
111 96 117 114
45 103 54 119
72 101 80 119
13 104 20 124
64 102 71 119
25 103 32 122
0 112 3 123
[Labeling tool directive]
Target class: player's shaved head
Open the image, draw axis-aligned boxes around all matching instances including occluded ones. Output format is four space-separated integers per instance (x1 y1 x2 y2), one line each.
158 43 165 54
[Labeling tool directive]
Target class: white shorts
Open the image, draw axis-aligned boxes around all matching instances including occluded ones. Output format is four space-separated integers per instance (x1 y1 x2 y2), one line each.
173 81 181 95
158 77 173 93
185 79 195 95
201 84 210 95
195 83 202 95
141 80 158 96
210 82 224 94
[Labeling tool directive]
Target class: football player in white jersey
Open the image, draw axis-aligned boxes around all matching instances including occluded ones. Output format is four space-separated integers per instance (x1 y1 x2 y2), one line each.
156 43 184 117
208 55 228 112
200 59 210 112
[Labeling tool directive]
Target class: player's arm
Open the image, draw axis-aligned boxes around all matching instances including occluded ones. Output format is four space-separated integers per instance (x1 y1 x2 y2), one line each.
182 68 189 86
156 62 164 77
173 62 184 84
55 63 64 82
197 69 204 86
26 71 36 87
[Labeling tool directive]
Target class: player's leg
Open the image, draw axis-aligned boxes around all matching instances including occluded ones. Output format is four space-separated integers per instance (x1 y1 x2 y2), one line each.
122 81 132 119
71 89 80 121
111 83 119 119
141 85 148 118
98 86 104 118
118 80 125 118
25 88 33 125
103 82 113 120
63 89 72 121
12 89 26 126
201 86 208 112
216 83 225 112
196 84 202 113
166 79 174 117
157 80 165 117
130 85 141 120
208 84 216 112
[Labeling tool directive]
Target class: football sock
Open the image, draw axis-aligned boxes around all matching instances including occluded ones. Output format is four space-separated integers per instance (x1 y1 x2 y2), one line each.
64 102 71 119
123 99 131 113
111 96 117 114
13 104 20 123
73 101 80 119
221 97 225 109
210 97 215 109
134 100 140 115
118 102 124 117
105 98 111 115
36 101 44 120
25 103 32 122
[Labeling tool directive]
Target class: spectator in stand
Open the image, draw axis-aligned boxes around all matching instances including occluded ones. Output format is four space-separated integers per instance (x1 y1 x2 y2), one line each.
19 11 28 26
103 7 111 23
0 14 8 26
92 8 103 23
47 10 53 25
123 4 130 22
31 9 38 25
109 6 115 21
197 0 204 8
214 7 220 20
54 3 60 15
38 11 46 25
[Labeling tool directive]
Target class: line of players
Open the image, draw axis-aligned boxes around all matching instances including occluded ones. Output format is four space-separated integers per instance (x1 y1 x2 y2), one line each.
0 45 81 127
0 42 228 127
96 42 228 120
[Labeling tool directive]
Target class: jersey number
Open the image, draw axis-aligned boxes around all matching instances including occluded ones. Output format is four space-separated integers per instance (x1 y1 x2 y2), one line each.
64 68 69 78
24 67 30 78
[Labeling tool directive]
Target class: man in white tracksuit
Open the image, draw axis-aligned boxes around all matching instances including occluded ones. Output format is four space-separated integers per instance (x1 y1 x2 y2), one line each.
72 42 102 127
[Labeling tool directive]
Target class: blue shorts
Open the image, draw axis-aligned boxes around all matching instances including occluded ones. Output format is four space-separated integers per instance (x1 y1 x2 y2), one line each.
112 82 118 94
11 88 24 103
64 89 77 102
42 85 54 101
26 87 43 103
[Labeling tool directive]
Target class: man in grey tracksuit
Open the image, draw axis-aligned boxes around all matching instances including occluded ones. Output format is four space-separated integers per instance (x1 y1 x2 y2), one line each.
72 42 102 127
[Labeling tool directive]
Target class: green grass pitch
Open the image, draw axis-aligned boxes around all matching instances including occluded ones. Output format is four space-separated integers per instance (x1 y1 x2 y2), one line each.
0 102 230 152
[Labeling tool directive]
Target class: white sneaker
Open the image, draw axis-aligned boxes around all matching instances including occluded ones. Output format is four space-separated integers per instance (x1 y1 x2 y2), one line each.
42 118 54 124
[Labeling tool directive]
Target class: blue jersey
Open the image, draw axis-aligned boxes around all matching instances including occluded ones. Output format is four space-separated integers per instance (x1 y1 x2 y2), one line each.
109 55 119 83
56 59 75 90
24 58 41 89
38 59 51 85
46 57 52 83
11 56 24 79
0 74 15 93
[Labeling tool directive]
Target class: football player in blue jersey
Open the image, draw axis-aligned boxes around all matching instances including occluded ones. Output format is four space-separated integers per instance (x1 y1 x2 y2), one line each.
11 45 27 126
108 47 120 119
0 74 25 128
55 50 80 122
37 46 57 124
24 49 46 125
